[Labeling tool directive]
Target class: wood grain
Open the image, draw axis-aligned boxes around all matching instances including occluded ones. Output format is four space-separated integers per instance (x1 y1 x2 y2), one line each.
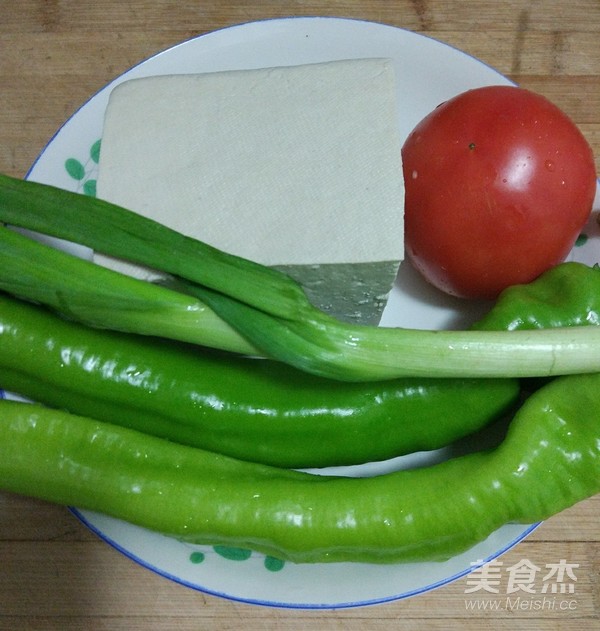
0 1 598 629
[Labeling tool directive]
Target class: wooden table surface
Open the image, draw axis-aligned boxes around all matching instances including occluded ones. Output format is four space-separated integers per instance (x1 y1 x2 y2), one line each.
1 1 599 629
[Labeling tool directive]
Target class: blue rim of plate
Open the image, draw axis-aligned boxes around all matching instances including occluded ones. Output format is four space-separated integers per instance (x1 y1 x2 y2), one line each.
10 16 598 609
69 506 540 609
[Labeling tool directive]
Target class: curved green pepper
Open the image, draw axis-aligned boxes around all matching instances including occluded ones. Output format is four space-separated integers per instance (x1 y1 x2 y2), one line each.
0 293 518 468
0 370 598 564
472 262 600 331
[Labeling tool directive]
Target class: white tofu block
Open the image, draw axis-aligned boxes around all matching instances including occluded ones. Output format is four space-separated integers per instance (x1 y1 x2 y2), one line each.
96 59 405 323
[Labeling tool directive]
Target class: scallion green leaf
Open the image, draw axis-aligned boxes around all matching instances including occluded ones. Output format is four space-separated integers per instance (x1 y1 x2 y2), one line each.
0 225 257 356
0 172 310 321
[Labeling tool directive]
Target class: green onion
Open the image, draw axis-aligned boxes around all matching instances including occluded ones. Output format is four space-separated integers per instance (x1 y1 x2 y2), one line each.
192 282 600 380
0 173 309 321
2 172 600 382
0 225 257 356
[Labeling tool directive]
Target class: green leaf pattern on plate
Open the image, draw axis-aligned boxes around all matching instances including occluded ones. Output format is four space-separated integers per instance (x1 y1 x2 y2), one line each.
65 158 86 181
64 139 101 196
185 545 286 572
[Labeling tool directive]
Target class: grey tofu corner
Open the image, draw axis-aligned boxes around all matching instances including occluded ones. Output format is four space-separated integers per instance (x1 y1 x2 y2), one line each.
95 59 405 324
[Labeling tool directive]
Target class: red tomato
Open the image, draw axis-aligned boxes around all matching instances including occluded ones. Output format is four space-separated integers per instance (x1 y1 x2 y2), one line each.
402 85 597 300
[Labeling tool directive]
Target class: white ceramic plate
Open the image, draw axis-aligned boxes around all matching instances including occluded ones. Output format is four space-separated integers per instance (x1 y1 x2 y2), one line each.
7 16 600 609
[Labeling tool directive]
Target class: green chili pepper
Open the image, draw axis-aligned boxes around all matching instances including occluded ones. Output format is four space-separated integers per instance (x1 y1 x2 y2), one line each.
0 369 598 564
472 262 600 331
0 293 518 468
